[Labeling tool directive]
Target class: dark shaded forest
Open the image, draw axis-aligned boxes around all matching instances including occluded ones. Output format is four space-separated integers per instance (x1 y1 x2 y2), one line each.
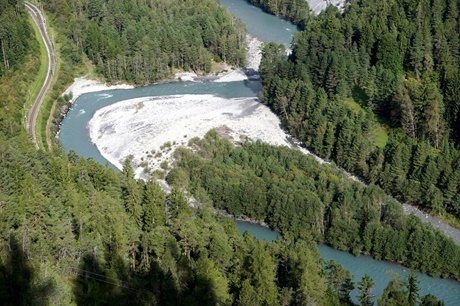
259 0 460 222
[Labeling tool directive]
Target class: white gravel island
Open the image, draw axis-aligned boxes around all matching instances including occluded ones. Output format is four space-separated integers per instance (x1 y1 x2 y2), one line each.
88 94 294 177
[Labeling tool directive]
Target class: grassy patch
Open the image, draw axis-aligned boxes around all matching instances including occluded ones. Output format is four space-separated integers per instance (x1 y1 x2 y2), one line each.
344 97 362 113
42 21 63 150
372 124 389 148
344 97 388 148
24 14 49 130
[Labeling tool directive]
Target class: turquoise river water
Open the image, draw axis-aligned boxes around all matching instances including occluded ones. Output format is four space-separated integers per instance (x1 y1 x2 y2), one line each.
60 0 460 303
236 221 460 304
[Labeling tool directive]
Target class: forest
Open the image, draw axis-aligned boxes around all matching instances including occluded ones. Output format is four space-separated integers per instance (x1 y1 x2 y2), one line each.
246 0 311 28
258 0 460 223
0 0 457 304
168 131 460 281
41 0 246 84
0 0 32 78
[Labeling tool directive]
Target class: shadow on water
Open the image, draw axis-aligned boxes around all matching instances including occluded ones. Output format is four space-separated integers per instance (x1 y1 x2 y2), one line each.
0 237 54 306
243 78 263 96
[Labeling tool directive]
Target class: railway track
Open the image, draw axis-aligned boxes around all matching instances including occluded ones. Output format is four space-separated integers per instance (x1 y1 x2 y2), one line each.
24 1 56 149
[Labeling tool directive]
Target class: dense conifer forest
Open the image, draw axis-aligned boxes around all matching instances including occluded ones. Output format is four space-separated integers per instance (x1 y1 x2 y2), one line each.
0 0 457 304
168 131 460 281
40 0 246 84
259 0 460 223
0 0 33 78
246 0 311 27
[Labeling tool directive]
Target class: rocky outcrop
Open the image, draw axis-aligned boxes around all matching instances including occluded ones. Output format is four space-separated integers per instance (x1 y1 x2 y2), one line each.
307 0 348 14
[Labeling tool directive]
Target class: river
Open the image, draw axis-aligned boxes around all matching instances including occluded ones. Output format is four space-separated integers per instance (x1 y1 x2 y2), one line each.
236 221 460 304
59 0 460 303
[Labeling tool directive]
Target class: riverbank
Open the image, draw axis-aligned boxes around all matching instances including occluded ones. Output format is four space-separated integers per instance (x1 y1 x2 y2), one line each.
59 27 460 248
62 78 134 103
219 209 273 230
60 33 266 175
61 33 263 107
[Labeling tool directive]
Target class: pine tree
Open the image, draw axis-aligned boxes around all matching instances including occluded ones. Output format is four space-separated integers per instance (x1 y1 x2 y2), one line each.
142 180 166 232
378 275 408 306
420 294 445 306
407 272 420 306
421 81 443 148
420 156 438 191
169 186 192 219
357 274 375 306
247 242 279 305
325 260 355 303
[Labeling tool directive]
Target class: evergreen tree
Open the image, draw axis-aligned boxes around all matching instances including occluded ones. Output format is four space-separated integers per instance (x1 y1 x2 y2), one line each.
406 272 420 306
378 275 408 306
142 180 166 231
357 274 375 306
325 260 355 304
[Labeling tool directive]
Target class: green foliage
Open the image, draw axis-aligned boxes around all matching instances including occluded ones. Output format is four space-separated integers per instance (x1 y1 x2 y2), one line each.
420 294 445 306
0 0 454 304
247 0 311 28
42 0 246 85
377 273 425 306
0 126 335 304
325 260 355 303
170 132 460 280
407 273 420 306
357 274 375 306
259 0 460 222
0 0 33 77
378 275 408 306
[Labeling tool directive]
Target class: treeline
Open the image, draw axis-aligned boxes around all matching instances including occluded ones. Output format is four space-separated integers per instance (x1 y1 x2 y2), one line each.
167 131 460 280
41 0 246 84
259 0 460 220
246 0 311 27
0 0 33 77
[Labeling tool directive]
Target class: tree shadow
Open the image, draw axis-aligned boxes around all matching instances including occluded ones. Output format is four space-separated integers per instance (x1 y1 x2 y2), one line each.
351 87 369 108
0 236 54 305
243 78 263 96
72 252 184 305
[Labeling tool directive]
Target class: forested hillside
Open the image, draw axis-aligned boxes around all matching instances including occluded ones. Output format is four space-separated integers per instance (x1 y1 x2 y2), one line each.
0 0 456 304
41 0 246 84
0 0 33 78
0 0 37 134
0 127 336 305
0 1 339 305
168 131 460 281
259 0 460 222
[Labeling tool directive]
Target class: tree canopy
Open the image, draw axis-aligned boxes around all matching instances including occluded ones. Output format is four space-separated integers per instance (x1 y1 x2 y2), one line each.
259 0 460 221
41 0 247 84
